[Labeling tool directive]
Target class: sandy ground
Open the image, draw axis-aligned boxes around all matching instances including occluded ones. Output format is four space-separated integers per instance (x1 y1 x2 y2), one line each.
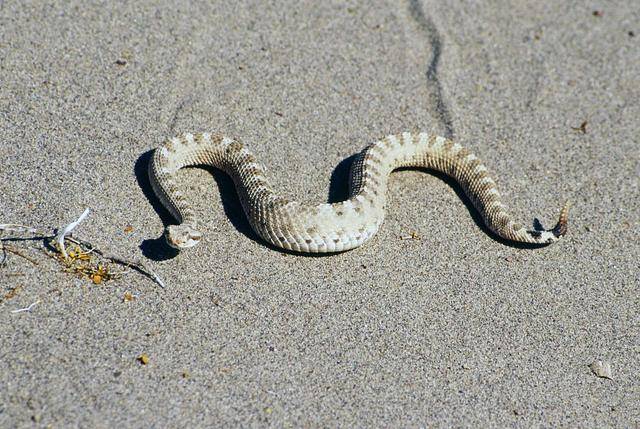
1 0 638 427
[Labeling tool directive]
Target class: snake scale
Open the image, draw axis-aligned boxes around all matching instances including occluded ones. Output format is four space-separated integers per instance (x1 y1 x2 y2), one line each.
149 132 569 252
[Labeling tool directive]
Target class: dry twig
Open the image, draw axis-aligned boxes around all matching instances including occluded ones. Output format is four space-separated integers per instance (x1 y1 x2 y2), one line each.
63 235 165 288
2 244 39 265
11 301 39 314
399 231 421 240
55 208 91 259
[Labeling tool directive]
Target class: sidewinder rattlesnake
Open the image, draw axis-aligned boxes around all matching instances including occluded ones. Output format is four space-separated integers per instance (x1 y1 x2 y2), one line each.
149 132 569 252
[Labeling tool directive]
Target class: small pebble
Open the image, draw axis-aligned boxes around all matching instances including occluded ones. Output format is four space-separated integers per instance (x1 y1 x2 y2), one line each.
589 360 612 379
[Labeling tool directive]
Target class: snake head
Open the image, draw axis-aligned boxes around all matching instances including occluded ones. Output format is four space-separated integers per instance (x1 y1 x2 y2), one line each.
164 225 203 249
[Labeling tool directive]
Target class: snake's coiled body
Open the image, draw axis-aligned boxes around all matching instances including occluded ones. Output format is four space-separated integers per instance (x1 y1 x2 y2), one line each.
149 132 568 252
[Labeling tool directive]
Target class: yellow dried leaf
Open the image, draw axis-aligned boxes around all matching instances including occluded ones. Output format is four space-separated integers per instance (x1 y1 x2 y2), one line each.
92 274 102 284
138 354 149 365
124 225 134 233
123 291 134 302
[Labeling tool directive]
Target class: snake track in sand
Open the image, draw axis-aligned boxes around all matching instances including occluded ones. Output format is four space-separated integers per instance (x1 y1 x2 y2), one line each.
149 132 569 253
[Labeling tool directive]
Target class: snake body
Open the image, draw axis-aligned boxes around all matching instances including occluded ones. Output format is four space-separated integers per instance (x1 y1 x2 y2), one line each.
149 132 568 252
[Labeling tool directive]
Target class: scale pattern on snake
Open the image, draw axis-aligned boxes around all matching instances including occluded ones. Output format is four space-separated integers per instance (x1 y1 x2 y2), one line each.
148 132 569 252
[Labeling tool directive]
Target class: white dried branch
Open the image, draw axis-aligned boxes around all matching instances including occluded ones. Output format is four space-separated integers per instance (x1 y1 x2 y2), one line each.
55 208 91 259
11 301 39 314
0 224 43 234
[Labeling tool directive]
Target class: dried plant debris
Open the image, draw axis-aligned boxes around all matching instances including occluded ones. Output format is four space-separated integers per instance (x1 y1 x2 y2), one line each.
0 209 165 288
53 244 122 284
571 120 588 134
1 285 24 303
589 360 613 379
399 231 421 240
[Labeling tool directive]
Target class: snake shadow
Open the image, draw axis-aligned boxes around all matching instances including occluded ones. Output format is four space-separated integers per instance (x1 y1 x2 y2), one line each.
136 150 548 261
136 150 181 260
393 167 550 250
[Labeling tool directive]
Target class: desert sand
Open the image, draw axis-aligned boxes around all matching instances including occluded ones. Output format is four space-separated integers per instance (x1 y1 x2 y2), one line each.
1 1 638 426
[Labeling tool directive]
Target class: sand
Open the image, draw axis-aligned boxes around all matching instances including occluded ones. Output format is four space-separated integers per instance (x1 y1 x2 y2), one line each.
1 0 638 426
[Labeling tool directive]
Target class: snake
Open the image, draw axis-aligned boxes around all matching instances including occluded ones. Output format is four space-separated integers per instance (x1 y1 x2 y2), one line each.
148 132 569 253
